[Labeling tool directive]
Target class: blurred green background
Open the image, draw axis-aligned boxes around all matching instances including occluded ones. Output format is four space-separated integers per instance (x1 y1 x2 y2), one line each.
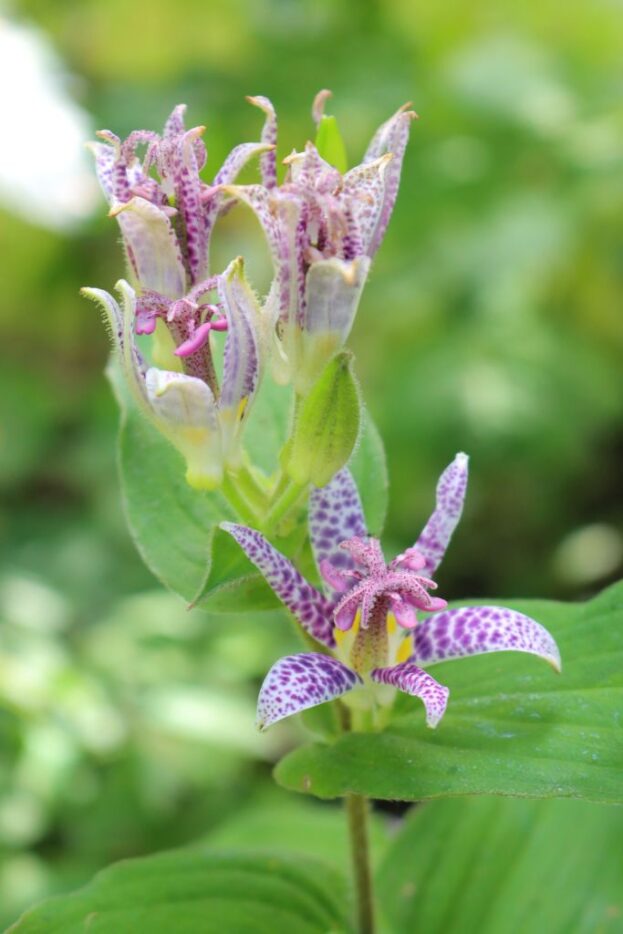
0 0 622 926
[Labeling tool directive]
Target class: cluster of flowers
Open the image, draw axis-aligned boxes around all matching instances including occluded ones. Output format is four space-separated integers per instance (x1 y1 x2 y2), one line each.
85 92 414 489
88 94 560 729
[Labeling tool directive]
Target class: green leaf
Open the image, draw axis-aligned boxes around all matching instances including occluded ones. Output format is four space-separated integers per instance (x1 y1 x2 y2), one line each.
10 847 353 934
275 581 623 802
376 797 623 934
315 115 348 173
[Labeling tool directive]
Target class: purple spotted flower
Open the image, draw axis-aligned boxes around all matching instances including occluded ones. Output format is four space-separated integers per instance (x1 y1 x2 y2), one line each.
87 105 272 398
224 92 417 392
221 454 561 729
83 257 265 490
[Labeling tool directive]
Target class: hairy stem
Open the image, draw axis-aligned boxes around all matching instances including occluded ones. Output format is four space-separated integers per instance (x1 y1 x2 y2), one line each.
221 473 260 525
262 479 307 532
346 792 375 934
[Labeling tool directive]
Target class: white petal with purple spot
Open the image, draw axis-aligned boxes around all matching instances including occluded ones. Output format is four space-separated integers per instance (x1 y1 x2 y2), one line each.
257 652 361 729
413 605 562 671
371 662 449 728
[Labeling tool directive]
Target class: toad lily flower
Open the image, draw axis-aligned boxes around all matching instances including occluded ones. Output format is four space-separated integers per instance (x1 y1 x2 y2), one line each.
221 453 561 729
89 103 272 296
83 257 265 490
88 105 273 400
224 92 417 392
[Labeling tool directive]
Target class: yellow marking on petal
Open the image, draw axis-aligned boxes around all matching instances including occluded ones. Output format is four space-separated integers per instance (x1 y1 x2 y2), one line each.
334 627 347 647
396 636 412 664
237 396 249 421
352 609 361 635
387 611 397 635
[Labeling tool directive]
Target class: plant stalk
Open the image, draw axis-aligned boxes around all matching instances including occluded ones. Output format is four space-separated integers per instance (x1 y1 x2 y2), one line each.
345 792 375 934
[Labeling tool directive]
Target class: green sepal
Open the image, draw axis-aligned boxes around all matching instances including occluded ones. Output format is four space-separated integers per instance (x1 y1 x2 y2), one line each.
286 351 361 487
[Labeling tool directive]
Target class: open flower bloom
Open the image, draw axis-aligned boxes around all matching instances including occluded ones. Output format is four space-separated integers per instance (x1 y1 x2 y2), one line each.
83 257 265 490
221 454 561 729
224 92 417 392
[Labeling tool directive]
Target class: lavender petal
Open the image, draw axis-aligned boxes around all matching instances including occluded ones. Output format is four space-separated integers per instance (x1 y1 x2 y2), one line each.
220 523 336 648
257 652 361 729
413 605 562 672
247 95 278 188
371 662 449 728
110 196 186 299
309 468 367 600
413 452 469 576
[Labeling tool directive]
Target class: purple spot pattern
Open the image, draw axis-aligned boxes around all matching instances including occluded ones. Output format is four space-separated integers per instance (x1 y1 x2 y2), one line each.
415 452 469 576
371 662 449 728
362 105 416 256
412 605 562 671
218 262 261 411
220 523 336 648
309 468 367 599
257 652 361 729
247 95 278 189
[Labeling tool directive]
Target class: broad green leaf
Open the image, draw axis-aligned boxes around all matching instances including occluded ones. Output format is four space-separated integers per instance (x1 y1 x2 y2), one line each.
376 797 623 934
10 847 353 934
275 581 623 802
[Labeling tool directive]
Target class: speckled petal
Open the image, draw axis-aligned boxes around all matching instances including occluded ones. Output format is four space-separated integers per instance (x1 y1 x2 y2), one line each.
371 662 449 728
217 257 262 466
412 605 562 672
220 523 336 647
309 468 367 600
362 104 416 256
247 95 278 188
257 653 361 729
413 452 469 576
342 154 392 257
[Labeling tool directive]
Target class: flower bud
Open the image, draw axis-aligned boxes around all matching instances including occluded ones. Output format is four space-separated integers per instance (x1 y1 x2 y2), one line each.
286 351 361 487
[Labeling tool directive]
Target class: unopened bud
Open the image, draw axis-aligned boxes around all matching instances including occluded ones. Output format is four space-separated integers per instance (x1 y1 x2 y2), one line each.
286 351 361 487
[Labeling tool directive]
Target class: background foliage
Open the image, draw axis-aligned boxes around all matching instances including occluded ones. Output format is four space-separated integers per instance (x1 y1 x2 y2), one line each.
0 0 622 927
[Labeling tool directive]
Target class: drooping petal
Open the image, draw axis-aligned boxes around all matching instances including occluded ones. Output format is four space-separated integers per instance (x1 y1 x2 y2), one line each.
256 652 361 729
412 452 469 576
217 257 262 466
145 367 223 490
246 95 278 188
362 104 416 256
309 468 367 599
412 605 562 672
371 662 449 728
220 523 336 647
109 196 186 299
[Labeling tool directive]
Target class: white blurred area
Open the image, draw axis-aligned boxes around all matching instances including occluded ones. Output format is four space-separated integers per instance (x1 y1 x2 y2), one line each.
0 16 98 230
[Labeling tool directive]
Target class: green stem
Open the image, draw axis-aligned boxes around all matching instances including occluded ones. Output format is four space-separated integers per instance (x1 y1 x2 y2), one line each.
261 479 307 532
221 473 259 525
236 462 270 514
346 793 376 934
